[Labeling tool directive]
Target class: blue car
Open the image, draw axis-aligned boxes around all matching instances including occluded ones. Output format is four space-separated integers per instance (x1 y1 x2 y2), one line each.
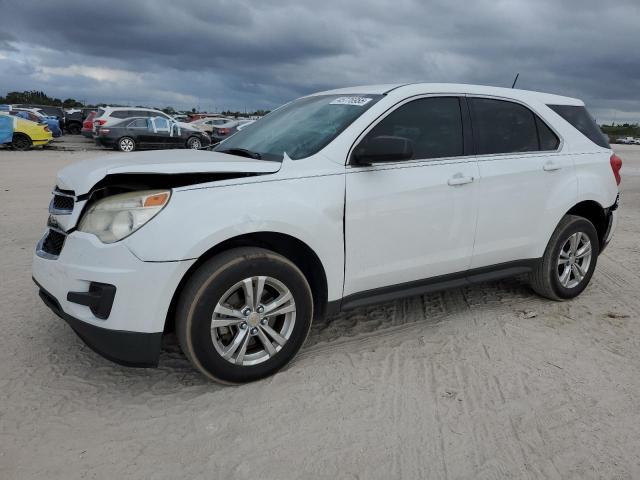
13 109 63 137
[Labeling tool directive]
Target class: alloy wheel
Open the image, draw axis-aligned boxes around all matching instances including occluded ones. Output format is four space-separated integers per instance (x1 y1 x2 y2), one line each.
119 138 134 152
210 276 296 366
557 232 592 288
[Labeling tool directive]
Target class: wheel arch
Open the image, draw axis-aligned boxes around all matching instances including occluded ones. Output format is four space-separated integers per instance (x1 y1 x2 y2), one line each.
163 231 329 333
565 200 608 248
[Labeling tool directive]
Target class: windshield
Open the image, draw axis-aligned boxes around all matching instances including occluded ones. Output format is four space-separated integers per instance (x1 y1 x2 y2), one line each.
214 94 382 160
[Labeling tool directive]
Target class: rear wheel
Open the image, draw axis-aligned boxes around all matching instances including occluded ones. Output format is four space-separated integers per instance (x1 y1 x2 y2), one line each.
12 133 32 151
530 215 599 300
176 247 313 384
186 136 202 149
117 137 136 152
67 123 81 135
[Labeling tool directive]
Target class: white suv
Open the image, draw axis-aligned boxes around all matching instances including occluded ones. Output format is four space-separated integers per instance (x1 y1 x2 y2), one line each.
33 83 622 384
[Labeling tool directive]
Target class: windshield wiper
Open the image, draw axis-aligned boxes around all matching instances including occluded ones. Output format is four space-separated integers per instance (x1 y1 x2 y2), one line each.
217 148 262 159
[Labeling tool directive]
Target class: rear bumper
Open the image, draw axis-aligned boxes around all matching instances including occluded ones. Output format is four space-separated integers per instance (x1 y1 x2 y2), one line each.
35 279 162 367
601 195 620 253
95 136 114 148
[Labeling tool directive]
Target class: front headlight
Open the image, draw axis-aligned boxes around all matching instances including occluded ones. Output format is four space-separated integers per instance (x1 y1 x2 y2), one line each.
78 190 171 243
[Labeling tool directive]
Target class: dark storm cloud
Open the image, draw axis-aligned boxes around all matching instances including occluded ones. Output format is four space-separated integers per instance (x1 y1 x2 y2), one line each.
0 0 638 120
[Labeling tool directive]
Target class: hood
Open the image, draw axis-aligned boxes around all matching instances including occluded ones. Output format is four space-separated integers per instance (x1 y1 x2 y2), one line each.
56 149 281 194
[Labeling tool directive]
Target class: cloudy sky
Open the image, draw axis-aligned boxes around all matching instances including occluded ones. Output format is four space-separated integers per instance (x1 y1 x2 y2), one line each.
0 0 638 122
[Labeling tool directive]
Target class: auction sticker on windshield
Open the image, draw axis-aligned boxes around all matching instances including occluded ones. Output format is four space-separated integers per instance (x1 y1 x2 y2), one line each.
329 96 373 106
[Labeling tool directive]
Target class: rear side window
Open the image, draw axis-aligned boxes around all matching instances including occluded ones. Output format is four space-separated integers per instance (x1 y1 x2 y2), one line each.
127 119 148 128
547 104 609 149
361 97 464 160
470 98 539 154
111 110 131 119
471 98 561 154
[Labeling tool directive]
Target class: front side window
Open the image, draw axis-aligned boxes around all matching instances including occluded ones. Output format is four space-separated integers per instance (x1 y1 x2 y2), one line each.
214 94 383 161
356 97 464 161
470 98 540 154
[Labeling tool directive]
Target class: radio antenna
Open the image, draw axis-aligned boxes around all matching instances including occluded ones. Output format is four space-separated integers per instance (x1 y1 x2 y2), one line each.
511 73 520 89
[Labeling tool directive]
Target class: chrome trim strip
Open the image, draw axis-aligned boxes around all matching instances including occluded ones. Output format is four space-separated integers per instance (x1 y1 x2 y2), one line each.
51 188 76 199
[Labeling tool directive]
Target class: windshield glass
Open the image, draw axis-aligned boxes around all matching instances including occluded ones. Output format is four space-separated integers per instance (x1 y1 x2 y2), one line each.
214 94 382 160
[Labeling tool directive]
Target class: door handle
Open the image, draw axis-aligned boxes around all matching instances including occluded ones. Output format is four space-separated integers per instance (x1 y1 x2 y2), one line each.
447 174 474 186
543 160 562 172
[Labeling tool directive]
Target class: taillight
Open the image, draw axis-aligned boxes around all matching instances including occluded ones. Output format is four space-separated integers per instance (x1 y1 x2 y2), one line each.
610 153 622 185
96 119 106 126
218 128 229 135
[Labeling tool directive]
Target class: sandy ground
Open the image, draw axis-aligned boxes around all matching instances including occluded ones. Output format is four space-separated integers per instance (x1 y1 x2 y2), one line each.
1 142 639 479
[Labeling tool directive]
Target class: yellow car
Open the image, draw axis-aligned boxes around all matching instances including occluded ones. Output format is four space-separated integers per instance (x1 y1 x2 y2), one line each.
0 113 53 150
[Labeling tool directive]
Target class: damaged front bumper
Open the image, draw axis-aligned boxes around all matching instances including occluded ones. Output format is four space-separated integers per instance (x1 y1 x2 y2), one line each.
32 231 195 367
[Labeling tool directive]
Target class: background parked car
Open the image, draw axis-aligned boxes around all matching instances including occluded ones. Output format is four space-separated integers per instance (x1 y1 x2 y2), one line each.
209 119 243 142
190 116 235 134
81 111 97 137
0 108 52 150
92 107 200 134
11 108 63 137
63 108 95 134
14 104 67 133
95 116 211 152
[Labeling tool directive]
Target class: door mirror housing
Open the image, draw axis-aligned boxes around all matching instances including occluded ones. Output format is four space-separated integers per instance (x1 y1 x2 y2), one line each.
352 136 414 165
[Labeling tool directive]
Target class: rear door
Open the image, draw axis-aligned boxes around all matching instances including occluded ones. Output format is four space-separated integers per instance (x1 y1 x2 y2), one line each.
344 96 479 298
149 116 172 148
469 97 576 269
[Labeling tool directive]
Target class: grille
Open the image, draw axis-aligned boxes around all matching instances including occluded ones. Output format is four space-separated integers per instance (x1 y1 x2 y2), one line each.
52 194 74 211
41 229 66 256
50 187 75 214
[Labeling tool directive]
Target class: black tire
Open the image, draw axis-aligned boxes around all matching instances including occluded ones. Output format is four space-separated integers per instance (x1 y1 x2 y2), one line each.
529 215 600 300
176 247 314 384
117 137 136 152
186 136 202 149
67 123 81 135
12 133 32 151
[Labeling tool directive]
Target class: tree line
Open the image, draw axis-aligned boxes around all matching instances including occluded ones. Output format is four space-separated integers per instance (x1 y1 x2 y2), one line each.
0 90 270 116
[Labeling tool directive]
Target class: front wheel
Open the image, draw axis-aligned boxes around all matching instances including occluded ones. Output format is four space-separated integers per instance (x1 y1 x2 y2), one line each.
176 247 313 384
529 215 599 300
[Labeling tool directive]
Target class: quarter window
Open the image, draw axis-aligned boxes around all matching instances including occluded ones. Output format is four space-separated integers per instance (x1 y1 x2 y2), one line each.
358 97 464 160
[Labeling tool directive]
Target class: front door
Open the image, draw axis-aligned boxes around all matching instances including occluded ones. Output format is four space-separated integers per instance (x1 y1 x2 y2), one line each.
344 96 479 298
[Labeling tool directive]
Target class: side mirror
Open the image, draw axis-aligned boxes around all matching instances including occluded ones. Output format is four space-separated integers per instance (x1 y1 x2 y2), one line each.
352 135 414 165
